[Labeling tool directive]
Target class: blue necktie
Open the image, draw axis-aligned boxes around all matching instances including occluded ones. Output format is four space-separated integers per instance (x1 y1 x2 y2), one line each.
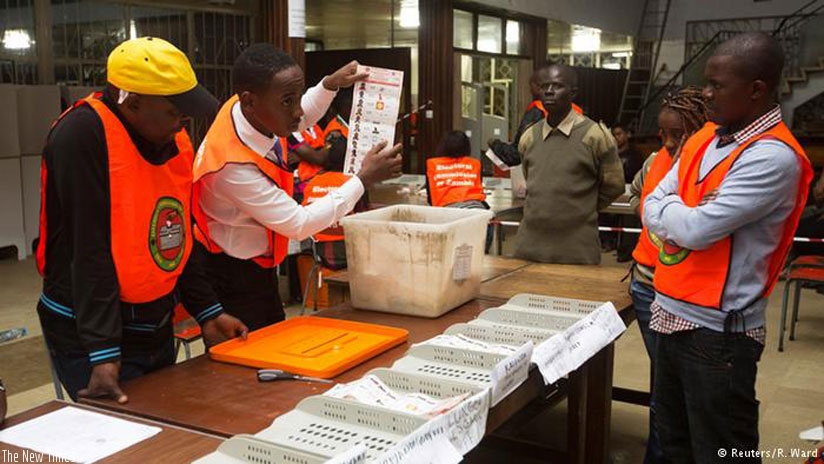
267 139 285 168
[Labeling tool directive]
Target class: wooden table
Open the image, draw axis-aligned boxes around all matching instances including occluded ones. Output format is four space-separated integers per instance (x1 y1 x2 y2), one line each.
84 259 633 464
481 263 634 464
0 401 222 463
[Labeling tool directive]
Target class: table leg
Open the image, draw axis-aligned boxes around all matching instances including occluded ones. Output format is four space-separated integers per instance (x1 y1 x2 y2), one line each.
584 344 615 464
495 222 504 256
567 366 588 464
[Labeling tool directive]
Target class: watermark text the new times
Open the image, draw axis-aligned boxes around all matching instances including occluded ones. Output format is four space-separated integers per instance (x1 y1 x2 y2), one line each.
2 450 71 463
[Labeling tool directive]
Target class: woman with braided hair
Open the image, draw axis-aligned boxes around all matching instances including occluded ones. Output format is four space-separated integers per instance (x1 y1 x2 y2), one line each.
626 85 709 464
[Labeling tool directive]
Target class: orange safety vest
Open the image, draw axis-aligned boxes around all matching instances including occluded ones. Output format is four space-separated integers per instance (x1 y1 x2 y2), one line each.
296 124 325 183
36 94 194 304
653 122 813 308
526 100 583 118
631 146 674 268
302 124 325 149
301 171 352 242
323 116 349 140
192 95 294 268
426 156 486 207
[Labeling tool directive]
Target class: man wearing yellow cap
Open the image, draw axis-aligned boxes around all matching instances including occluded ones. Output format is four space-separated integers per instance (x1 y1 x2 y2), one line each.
36 37 248 404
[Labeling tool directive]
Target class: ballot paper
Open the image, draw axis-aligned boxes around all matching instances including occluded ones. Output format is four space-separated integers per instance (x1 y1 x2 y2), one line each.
800 424 824 441
372 409 463 464
414 333 516 355
0 406 161 463
489 341 533 405
345 65 404 175
532 302 627 385
484 148 510 171
441 388 490 455
324 375 469 418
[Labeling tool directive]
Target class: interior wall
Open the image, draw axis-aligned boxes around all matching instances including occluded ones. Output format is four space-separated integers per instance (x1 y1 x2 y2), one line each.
469 0 644 36
657 0 812 74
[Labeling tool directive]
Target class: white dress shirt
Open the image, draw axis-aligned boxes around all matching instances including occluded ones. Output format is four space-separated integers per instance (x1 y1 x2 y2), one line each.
198 82 365 260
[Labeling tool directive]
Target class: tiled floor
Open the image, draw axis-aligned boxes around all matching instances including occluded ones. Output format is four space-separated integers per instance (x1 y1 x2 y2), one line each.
1 253 823 462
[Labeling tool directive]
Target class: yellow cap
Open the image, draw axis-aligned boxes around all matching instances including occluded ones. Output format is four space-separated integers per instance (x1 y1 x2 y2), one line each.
108 37 196 95
107 37 218 118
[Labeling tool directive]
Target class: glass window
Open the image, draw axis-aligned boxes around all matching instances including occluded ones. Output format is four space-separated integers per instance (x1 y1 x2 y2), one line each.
453 9 473 49
505 20 521 55
0 0 37 83
460 54 472 82
476 15 501 54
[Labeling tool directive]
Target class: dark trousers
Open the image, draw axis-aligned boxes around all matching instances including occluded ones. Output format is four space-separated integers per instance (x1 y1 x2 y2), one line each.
654 328 764 464
206 252 285 331
47 335 175 402
629 278 667 464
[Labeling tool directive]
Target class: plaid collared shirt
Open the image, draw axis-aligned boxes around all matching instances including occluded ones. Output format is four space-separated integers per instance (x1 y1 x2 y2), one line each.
716 104 783 147
649 106 782 346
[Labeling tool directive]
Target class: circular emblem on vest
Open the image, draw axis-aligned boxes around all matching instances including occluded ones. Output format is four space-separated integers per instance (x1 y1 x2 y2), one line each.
659 241 690 266
149 197 186 271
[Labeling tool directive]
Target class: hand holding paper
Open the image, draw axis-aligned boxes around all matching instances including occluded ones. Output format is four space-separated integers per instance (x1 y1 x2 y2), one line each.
356 141 403 187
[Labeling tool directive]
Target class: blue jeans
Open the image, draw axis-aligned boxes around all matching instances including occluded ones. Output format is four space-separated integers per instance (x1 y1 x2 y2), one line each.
654 329 763 464
630 277 667 464
47 335 175 401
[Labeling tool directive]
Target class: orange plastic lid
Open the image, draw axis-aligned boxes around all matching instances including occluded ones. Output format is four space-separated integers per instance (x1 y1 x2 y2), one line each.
208 316 409 378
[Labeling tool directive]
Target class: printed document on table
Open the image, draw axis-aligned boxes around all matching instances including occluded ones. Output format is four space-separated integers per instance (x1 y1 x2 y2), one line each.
344 65 404 175
532 302 627 385
0 406 162 463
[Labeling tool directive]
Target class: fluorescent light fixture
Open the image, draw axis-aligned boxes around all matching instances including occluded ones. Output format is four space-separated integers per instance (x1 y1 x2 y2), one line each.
399 0 419 28
612 51 631 58
506 20 519 43
571 25 601 53
602 62 621 70
3 29 32 50
129 20 138 40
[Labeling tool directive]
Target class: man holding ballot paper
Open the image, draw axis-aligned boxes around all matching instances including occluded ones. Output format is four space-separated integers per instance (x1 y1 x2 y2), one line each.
193 44 403 330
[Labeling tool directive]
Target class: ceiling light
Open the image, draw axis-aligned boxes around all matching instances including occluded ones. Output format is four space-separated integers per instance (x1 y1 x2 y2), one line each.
571 25 600 53
612 51 631 58
3 29 32 50
399 0 419 29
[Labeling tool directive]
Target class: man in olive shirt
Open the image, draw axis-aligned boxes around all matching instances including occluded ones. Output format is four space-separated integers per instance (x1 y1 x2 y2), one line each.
515 64 624 264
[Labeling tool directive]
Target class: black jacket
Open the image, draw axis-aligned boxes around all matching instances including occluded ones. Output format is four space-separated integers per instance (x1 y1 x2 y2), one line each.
38 93 223 365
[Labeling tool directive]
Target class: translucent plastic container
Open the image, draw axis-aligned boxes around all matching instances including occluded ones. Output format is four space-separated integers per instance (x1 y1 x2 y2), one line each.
340 205 494 318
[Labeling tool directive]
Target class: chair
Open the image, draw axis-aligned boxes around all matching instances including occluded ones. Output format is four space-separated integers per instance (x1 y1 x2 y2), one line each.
778 255 824 352
173 304 202 360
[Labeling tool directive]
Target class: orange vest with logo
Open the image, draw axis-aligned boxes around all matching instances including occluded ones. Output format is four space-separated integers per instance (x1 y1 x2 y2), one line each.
297 124 325 183
653 122 813 308
301 172 352 242
323 116 349 139
426 157 486 207
302 124 325 149
526 100 583 118
631 146 674 268
36 94 194 304
192 95 294 268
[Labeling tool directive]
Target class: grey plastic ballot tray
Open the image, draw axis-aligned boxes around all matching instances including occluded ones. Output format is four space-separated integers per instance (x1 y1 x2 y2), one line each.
193 433 355 464
255 395 427 462
444 320 557 346
506 293 604 317
388 343 517 405
476 307 583 332
366 367 484 399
